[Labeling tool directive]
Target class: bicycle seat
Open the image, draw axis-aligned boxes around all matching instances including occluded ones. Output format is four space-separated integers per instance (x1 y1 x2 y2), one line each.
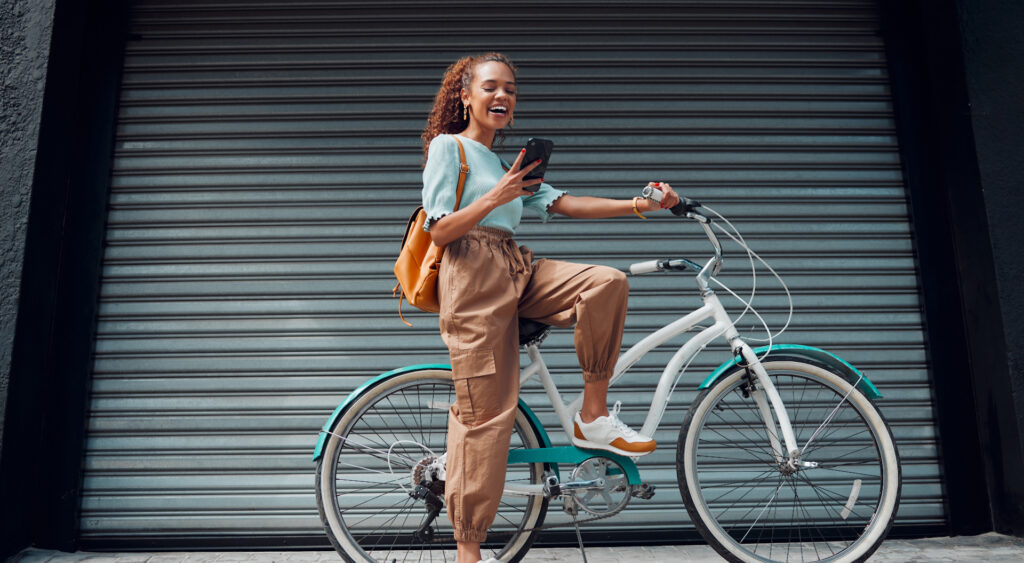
518 318 551 347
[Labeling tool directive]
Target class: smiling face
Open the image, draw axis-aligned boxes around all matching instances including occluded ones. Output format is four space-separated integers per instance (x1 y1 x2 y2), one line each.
461 60 517 132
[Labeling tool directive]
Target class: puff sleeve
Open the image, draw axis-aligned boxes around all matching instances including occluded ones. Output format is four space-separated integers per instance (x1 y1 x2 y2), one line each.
522 182 566 223
421 135 460 232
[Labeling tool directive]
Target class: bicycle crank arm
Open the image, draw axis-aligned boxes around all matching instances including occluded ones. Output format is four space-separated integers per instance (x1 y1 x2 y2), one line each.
504 477 606 498
559 478 606 491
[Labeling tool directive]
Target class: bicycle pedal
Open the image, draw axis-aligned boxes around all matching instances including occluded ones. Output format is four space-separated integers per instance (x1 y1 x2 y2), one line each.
631 482 656 500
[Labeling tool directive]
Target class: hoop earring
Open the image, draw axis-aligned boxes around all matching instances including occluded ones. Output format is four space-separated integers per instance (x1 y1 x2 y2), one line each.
463 104 468 121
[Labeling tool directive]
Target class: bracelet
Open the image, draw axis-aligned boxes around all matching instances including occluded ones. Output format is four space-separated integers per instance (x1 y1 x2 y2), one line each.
632 197 648 219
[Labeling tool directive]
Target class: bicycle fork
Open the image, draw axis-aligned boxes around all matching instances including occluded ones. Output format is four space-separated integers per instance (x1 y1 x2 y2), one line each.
732 341 803 469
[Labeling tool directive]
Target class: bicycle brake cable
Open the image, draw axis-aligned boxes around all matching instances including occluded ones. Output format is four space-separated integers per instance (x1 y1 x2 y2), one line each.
703 204 759 328
699 205 773 358
701 204 795 352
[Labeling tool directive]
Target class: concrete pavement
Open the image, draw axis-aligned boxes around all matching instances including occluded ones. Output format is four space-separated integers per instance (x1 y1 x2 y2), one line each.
9 533 1024 562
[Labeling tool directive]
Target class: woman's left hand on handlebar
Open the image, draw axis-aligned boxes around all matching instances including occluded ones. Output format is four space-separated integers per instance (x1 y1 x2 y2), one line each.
640 182 680 212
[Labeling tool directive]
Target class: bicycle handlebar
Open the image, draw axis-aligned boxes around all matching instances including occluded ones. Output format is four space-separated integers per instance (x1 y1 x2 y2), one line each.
632 188 724 284
629 258 703 275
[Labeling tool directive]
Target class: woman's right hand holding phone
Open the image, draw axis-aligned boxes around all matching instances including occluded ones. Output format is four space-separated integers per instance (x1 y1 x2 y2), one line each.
488 149 544 206
431 150 543 247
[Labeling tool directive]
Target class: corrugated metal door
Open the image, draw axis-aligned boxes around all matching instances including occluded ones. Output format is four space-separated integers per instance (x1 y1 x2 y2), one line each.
82 0 945 546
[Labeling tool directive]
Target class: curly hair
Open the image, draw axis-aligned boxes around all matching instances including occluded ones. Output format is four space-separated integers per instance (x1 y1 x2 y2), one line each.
421 52 518 162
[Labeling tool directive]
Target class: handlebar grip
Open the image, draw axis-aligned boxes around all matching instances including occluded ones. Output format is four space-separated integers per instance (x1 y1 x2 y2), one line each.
629 260 661 275
668 201 688 216
640 186 700 217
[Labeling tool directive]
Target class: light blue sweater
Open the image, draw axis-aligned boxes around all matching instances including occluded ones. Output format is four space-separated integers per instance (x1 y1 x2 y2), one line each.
422 134 565 233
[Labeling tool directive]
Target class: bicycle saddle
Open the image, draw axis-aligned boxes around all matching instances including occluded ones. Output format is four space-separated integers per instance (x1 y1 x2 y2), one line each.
518 318 551 347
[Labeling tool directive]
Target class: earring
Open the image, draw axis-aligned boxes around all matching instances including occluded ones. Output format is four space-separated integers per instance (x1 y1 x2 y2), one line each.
463 104 468 120
510 113 514 127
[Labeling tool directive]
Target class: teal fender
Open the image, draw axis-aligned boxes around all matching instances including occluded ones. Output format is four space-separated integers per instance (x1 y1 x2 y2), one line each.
699 344 882 400
312 364 553 462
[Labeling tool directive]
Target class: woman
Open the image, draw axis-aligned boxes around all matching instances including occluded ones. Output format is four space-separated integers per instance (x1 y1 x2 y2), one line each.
421 52 679 563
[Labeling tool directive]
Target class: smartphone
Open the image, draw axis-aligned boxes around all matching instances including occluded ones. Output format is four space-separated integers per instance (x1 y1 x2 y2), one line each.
521 137 553 188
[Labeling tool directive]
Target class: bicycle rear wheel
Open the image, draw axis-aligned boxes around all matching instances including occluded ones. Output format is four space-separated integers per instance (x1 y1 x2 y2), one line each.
678 360 901 563
315 368 548 562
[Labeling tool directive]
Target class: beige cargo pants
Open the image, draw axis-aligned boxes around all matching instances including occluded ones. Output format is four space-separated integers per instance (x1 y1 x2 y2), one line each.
438 226 628 542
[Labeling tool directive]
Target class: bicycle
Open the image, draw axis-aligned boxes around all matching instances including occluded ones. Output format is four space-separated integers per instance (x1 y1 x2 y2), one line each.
312 193 902 563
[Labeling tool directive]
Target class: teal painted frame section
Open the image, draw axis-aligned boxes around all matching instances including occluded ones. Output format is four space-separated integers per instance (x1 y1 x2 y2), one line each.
699 344 883 399
507 446 641 485
515 398 553 450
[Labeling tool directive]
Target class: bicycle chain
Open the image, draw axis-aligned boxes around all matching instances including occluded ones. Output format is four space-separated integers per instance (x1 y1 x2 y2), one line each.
516 497 628 534
421 504 626 544
420 489 632 544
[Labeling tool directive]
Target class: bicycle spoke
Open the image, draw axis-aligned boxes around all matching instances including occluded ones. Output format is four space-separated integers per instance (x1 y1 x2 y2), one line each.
702 468 779 507
738 477 786 543
709 401 785 460
348 494 418 534
333 432 419 467
698 424 780 467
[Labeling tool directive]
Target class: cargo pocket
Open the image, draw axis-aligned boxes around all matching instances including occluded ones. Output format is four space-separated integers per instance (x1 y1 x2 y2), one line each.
450 348 500 427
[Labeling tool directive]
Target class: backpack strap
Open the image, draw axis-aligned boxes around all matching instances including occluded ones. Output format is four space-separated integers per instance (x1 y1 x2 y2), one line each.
432 136 469 268
452 136 469 213
395 136 470 326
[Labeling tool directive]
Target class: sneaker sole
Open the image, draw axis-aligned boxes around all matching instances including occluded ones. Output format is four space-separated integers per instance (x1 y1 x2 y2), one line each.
571 437 656 457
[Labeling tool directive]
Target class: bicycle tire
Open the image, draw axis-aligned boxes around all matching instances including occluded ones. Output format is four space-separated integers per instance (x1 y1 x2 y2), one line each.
678 360 901 563
315 368 549 562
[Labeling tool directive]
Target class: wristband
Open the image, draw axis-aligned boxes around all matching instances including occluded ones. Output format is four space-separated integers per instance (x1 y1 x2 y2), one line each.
632 197 648 219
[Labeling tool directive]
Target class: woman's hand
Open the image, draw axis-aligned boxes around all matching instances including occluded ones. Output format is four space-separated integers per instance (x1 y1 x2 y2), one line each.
486 149 545 206
428 149 544 247
637 181 681 213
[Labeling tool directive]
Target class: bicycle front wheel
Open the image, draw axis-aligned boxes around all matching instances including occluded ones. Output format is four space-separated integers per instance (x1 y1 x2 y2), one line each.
678 360 901 563
315 368 548 562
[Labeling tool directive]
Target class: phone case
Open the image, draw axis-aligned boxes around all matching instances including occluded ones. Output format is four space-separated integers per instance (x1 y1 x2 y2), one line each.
522 138 553 185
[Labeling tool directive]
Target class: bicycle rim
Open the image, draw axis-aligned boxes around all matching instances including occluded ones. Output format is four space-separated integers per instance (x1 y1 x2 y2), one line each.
679 361 901 563
316 369 547 562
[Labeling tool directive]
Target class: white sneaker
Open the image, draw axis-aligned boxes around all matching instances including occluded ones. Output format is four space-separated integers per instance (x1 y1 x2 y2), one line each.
573 401 657 456
477 558 500 563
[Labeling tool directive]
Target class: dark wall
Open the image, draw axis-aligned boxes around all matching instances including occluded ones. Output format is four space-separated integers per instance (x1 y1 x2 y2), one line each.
0 0 57 461
880 0 1024 536
955 0 1024 536
0 0 129 557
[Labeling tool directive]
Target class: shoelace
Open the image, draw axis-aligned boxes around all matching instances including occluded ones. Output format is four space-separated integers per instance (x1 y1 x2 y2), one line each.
606 401 643 439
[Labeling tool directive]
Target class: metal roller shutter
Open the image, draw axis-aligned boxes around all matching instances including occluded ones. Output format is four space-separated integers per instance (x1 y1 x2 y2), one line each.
82 0 945 546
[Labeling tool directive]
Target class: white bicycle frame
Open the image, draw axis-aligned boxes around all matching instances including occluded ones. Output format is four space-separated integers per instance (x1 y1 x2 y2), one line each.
518 216 801 464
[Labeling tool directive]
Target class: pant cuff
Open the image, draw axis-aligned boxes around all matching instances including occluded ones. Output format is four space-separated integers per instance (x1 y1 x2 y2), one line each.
454 527 488 543
582 369 612 383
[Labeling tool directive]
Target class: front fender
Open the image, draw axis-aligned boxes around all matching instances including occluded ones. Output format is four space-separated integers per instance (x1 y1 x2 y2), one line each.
699 344 882 400
313 364 553 462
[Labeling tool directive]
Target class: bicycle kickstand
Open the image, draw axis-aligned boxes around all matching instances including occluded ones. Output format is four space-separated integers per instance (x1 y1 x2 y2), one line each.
563 495 589 563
